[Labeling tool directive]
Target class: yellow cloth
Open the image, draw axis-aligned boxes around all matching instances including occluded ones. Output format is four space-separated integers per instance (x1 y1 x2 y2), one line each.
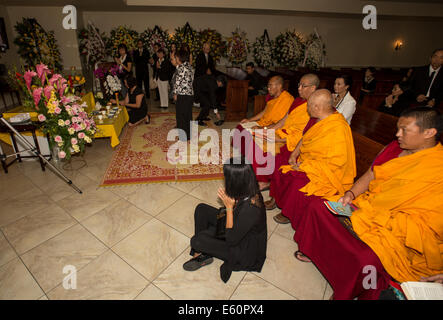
351 143 443 283
80 92 96 114
280 112 356 199
94 106 129 148
275 102 310 152
0 107 42 145
256 91 294 127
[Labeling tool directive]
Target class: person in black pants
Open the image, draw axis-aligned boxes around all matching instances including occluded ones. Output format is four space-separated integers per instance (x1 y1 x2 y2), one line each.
149 42 161 101
114 44 132 99
134 39 151 98
183 157 267 283
173 49 194 141
195 74 227 126
193 42 216 106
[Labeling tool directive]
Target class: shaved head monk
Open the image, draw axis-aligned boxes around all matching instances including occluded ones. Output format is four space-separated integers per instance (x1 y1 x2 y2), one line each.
267 89 356 228
294 107 443 300
245 74 319 184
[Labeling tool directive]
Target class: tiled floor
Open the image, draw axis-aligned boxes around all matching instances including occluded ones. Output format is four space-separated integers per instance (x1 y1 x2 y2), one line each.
0 99 332 300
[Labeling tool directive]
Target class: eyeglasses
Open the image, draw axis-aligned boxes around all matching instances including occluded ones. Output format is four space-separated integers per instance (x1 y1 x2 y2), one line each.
298 83 313 88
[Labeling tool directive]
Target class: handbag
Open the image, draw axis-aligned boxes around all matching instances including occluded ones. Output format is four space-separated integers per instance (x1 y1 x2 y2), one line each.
215 207 227 240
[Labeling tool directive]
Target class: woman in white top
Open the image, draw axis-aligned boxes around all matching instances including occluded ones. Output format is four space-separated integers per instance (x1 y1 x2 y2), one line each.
333 75 356 125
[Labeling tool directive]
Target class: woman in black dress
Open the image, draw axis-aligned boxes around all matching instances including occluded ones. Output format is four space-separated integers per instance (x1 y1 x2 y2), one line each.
183 156 267 283
112 75 149 126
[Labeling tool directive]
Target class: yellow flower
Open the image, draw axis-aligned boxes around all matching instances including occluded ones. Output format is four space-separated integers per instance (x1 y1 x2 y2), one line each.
72 144 80 153
58 119 65 126
84 136 92 143
68 128 75 135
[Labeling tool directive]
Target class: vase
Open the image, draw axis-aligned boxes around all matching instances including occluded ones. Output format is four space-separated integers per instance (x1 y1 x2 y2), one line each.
115 92 119 107
51 144 61 166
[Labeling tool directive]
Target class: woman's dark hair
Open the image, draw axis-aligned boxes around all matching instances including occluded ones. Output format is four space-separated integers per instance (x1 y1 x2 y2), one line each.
246 62 255 68
118 44 128 53
337 74 353 89
125 74 137 89
154 42 161 48
176 48 190 63
223 157 260 201
180 43 190 52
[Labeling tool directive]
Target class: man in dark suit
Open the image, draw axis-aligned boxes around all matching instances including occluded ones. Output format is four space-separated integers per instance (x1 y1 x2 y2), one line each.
134 39 151 98
245 62 265 97
195 74 226 126
409 48 443 108
193 42 216 106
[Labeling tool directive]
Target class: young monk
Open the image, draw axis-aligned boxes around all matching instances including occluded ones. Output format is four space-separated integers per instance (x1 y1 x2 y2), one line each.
295 107 443 300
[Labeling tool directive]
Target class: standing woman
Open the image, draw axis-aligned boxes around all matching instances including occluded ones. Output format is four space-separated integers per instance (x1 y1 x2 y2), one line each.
114 44 133 99
154 48 173 108
111 75 149 126
183 157 267 283
180 43 193 66
333 74 356 125
173 49 194 141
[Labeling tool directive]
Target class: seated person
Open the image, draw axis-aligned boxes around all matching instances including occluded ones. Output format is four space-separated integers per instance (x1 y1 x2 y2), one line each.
238 76 293 130
194 74 227 127
333 74 356 125
110 75 149 126
293 107 443 300
264 89 356 227
359 67 377 102
408 48 443 108
183 156 267 283
400 67 414 90
245 62 266 97
378 82 410 117
242 74 319 186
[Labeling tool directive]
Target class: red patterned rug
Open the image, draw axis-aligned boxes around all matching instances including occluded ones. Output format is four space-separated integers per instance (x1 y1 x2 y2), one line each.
100 112 225 186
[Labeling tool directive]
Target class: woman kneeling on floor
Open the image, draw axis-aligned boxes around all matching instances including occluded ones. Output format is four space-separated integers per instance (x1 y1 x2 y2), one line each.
111 75 150 126
183 156 268 282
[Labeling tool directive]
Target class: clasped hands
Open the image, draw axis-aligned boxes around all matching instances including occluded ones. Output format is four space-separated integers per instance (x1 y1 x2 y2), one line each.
218 187 236 211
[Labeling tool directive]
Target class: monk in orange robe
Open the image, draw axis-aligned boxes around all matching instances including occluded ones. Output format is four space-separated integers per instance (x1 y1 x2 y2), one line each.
239 75 294 130
267 89 356 226
294 107 443 299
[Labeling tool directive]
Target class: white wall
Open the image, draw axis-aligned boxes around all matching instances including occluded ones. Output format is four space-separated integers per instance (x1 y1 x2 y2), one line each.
5 6 82 71
2 6 442 71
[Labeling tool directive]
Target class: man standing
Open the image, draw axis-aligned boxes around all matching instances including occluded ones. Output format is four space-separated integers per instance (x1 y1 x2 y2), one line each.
134 39 151 98
409 48 443 107
194 42 216 107
194 74 227 126
149 42 161 101
245 62 265 97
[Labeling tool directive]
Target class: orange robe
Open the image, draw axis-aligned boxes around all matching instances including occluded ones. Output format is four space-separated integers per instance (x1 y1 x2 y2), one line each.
279 112 356 200
351 143 443 283
256 90 294 127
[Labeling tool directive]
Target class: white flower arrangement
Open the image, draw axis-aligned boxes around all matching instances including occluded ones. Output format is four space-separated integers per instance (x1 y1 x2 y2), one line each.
104 74 121 95
302 30 326 70
273 30 305 68
252 32 274 68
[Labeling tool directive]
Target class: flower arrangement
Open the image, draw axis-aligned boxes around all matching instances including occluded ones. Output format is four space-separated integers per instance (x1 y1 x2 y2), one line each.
139 26 170 55
104 74 121 96
252 30 274 68
172 23 201 65
273 30 305 68
302 30 326 70
13 18 63 72
11 64 96 160
78 22 107 68
107 26 138 57
198 28 226 62
225 28 249 66
93 64 121 98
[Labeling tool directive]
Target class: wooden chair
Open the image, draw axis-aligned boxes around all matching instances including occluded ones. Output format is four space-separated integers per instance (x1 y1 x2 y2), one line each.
352 131 384 179
361 94 386 111
223 80 249 122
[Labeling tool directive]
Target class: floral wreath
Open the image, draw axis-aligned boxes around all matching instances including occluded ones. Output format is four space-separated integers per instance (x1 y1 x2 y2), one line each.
139 25 170 55
273 30 305 68
172 23 201 65
225 27 249 66
107 25 139 57
13 18 63 72
302 30 326 70
252 29 274 68
78 22 107 68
